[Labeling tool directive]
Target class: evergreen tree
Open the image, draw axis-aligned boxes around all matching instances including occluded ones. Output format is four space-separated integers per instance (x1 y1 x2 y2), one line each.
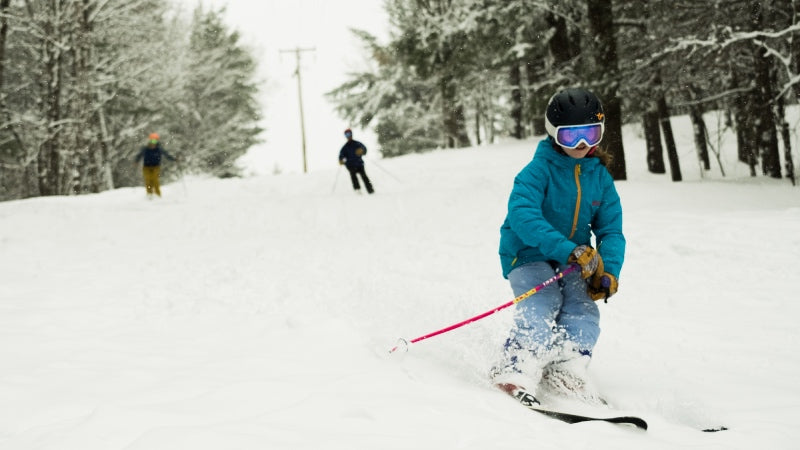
173 6 263 178
0 1 263 200
327 29 441 156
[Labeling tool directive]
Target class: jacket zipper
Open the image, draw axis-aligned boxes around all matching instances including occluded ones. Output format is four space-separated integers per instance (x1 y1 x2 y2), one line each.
568 164 581 239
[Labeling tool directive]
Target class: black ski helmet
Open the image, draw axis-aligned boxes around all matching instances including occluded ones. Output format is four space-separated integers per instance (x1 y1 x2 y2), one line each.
544 88 605 138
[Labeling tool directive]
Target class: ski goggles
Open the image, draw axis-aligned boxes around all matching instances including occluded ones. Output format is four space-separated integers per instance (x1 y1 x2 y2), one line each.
552 123 604 149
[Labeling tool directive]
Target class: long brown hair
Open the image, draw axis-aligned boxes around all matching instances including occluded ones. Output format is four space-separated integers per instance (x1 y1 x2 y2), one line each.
550 136 613 168
591 146 612 168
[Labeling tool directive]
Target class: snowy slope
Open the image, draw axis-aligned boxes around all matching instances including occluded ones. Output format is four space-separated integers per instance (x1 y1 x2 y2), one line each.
1 116 799 449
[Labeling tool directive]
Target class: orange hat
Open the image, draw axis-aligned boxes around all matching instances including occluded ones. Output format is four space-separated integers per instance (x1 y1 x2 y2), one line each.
148 133 160 141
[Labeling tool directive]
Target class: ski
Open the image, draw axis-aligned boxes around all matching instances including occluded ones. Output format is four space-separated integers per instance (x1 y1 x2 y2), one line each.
497 383 648 430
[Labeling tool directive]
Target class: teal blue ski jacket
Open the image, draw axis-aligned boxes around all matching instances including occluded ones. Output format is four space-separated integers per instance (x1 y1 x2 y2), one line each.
499 138 625 279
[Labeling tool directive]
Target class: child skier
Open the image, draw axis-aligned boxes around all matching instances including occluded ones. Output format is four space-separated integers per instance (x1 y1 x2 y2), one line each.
491 88 625 403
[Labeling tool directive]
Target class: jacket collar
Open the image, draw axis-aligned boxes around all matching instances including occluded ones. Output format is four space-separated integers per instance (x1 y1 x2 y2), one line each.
534 137 600 170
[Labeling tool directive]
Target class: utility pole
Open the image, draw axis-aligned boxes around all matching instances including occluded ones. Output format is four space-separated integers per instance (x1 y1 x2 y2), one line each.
280 47 315 173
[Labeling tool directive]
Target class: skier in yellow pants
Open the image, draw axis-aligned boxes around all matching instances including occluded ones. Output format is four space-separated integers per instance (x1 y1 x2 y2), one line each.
134 133 178 198
141 166 162 196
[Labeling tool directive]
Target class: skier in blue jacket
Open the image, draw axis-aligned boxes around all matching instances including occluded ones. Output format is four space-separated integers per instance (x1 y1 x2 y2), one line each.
338 128 374 194
491 88 625 403
134 133 177 198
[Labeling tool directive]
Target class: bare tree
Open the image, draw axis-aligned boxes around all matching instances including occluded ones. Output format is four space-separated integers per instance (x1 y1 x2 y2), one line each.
587 0 627 180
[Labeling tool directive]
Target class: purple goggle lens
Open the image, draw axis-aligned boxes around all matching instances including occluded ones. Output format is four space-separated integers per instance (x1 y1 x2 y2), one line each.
555 123 603 149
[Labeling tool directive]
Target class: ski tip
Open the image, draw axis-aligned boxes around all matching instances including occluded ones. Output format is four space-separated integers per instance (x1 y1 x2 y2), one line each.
495 382 520 396
702 426 728 433
623 417 649 430
496 382 542 406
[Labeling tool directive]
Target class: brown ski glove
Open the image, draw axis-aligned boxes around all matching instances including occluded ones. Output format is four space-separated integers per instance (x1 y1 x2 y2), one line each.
588 273 618 302
569 245 604 279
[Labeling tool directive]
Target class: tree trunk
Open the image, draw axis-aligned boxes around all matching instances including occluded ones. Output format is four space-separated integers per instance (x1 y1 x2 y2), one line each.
602 96 626 180
474 98 482 146
656 94 681 182
23 162 39 198
31 0 69 196
71 0 90 194
587 0 626 180
643 110 666 174
1 0 34 191
76 0 113 193
510 61 523 139
777 95 796 185
750 1 781 178
533 11 573 138
730 68 758 175
0 0 10 165
453 103 470 147
0 0 9 90
440 77 470 148
524 59 545 136
793 0 800 98
546 12 573 67
38 48 61 193
735 109 758 177
689 106 710 171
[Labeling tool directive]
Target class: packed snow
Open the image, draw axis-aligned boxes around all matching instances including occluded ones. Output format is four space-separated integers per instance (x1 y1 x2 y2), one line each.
2 114 799 449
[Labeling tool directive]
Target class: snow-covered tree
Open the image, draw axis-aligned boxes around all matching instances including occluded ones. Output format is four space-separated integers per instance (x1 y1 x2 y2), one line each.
330 0 798 183
0 0 263 200
327 29 442 156
169 5 262 178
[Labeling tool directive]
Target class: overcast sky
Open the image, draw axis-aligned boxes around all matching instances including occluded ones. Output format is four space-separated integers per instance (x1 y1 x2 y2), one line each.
175 0 389 174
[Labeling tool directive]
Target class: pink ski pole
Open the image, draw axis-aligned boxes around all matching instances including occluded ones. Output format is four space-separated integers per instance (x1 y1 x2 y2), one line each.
389 264 580 353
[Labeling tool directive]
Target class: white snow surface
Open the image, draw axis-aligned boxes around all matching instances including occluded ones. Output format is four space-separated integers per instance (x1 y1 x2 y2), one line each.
2 117 800 449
